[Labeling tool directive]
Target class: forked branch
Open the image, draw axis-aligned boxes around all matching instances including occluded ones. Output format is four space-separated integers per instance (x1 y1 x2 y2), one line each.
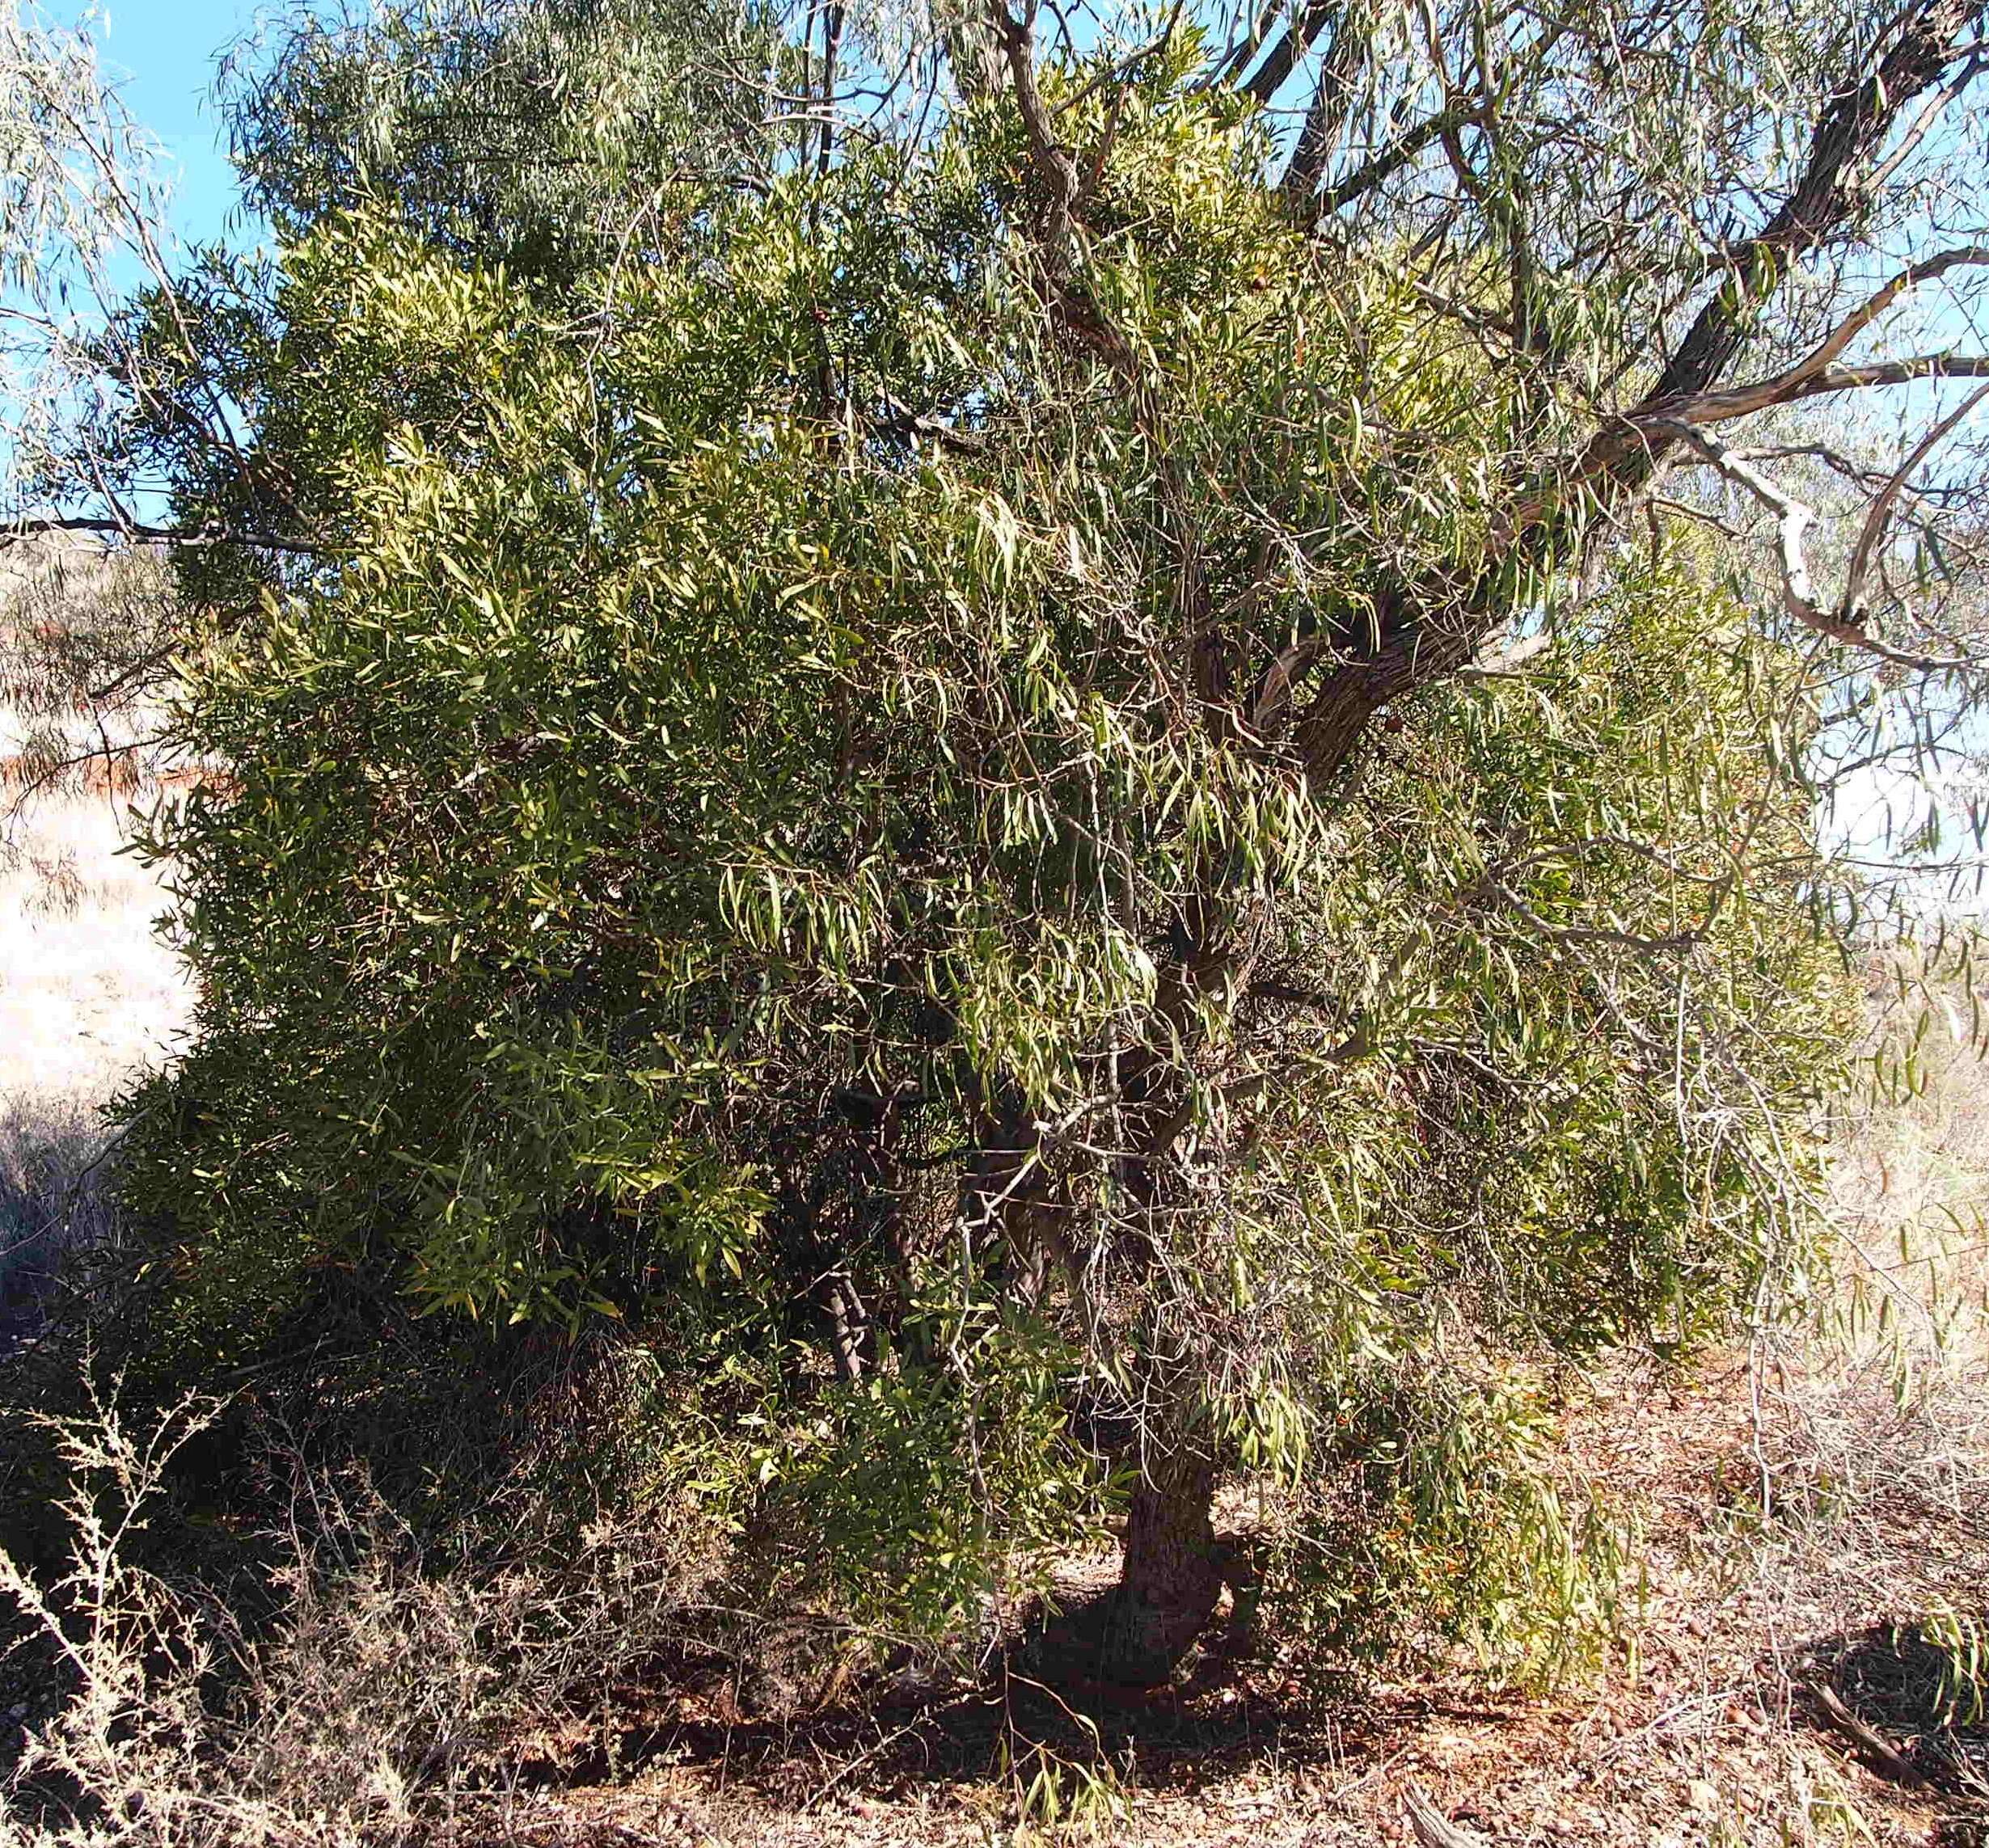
1660 420 1983 673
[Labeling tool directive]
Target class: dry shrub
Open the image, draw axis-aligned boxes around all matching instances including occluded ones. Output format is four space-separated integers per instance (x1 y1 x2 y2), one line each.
0 1374 735 1848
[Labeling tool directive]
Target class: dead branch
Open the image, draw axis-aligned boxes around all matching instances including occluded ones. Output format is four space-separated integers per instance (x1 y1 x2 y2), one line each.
1805 1675 1929 1789
1658 420 1981 673
1403 1787 1491 1848
0 513 323 558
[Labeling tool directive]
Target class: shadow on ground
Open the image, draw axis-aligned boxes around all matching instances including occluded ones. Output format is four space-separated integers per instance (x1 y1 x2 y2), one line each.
1806 1618 1989 1819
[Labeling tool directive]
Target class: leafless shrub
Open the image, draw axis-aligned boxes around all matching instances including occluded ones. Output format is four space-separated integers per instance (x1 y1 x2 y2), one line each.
0 1374 740 1848
0 1386 240 1848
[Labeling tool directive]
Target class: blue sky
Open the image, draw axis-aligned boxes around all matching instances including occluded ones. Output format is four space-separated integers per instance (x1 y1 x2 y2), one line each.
53 1 266 251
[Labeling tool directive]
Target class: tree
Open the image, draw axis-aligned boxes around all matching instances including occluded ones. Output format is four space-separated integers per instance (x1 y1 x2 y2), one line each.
23 0 1989 1683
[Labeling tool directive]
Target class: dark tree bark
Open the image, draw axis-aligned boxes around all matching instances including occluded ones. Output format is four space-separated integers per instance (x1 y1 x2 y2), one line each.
1568 0 1986 505
1095 1429 1224 1685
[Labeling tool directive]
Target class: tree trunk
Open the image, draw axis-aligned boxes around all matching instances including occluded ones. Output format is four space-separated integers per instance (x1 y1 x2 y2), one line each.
1095 1433 1223 1686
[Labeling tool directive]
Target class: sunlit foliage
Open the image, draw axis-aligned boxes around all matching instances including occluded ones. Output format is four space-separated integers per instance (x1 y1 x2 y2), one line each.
99 29 1866 1677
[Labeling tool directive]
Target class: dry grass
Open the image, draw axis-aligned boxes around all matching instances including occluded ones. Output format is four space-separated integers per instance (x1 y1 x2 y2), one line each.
0 1095 119 1336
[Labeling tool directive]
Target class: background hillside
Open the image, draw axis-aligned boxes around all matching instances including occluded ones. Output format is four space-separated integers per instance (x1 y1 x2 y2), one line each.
0 541 189 1320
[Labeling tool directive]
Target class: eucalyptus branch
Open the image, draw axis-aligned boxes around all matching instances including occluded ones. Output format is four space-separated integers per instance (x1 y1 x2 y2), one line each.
1659 420 1984 673
1649 349 1989 428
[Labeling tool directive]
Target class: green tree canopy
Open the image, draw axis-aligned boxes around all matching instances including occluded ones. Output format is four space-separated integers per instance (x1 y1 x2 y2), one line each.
13 0 1989 1683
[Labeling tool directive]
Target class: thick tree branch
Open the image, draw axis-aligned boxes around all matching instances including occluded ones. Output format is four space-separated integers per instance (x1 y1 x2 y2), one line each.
990 0 1080 243
1544 0 1988 511
1239 0 1337 104
1276 4 1370 204
1648 350 1989 426
1598 247 1989 434
1785 245 1989 379
1648 0 1984 411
